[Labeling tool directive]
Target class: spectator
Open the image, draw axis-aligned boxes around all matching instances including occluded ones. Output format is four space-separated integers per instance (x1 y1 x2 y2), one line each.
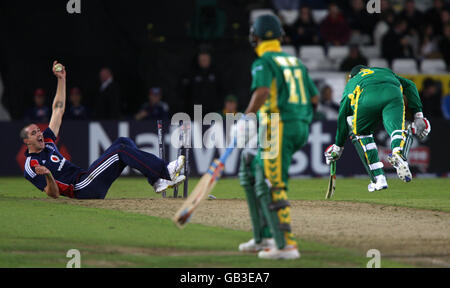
400 0 424 57
379 0 395 16
340 45 368 72
420 24 441 59
399 0 425 33
0 73 10 121
373 10 396 49
135 87 169 121
96 67 121 120
25 89 50 123
315 85 339 120
439 24 450 68
420 78 442 118
320 2 351 46
442 93 450 120
221 94 239 117
346 0 377 39
425 0 446 35
181 48 222 115
382 18 414 64
441 9 450 30
66 87 88 120
189 0 226 41
290 5 320 47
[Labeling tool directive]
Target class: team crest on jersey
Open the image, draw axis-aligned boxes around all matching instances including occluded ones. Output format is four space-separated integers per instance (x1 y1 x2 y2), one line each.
30 159 39 167
50 155 60 163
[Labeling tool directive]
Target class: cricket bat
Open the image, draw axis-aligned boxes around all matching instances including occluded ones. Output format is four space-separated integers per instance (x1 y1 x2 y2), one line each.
325 158 337 199
173 141 235 228
403 124 414 160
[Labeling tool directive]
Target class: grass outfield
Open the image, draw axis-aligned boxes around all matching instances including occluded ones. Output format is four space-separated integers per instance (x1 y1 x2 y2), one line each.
105 177 450 212
0 177 448 268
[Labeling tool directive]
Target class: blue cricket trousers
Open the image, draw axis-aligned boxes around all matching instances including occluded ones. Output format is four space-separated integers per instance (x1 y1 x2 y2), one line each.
73 137 170 199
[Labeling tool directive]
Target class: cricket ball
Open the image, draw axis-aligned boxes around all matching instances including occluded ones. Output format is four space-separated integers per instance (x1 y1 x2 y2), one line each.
54 64 63 72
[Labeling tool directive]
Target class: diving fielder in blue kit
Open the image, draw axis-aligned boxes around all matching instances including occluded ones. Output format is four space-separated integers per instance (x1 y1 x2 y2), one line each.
21 61 185 199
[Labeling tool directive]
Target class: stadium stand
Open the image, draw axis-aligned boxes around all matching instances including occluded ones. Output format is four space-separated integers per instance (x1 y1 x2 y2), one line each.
282 45 297 57
392 59 419 74
278 10 299 26
368 58 389 68
421 59 447 73
3 1 450 120
360 46 381 59
312 10 328 24
328 46 350 68
250 9 275 23
299 45 325 59
328 46 350 60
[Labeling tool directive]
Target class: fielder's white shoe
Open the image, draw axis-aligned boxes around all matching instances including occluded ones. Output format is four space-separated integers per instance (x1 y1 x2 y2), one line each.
167 155 185 181
153 175 186 193
168 175 186 189
258 245 300 260
368 175 388 192
387 153 412 182
238 238 276 253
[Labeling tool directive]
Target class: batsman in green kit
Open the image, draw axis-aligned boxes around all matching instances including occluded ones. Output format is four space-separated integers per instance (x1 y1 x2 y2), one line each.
324 65 431 191
235 14 318 259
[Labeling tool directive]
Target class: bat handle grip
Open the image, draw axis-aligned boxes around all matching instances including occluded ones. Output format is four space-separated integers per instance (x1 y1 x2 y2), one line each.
330 160 336 174
218 137 237 164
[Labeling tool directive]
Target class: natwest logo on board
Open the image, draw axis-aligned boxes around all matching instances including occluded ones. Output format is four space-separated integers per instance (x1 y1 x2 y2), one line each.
87 121 334 177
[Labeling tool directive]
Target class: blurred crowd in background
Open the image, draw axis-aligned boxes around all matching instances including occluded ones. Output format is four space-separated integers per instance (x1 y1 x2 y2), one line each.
276 0 450 64
10 47 240 123
0 0 449 123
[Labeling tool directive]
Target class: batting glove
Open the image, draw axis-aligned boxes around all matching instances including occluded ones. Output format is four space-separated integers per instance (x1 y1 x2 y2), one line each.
411 113 431 140
324 144 344 165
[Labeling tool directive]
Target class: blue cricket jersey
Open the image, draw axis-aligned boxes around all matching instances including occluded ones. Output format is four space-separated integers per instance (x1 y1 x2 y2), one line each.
24 128 82 198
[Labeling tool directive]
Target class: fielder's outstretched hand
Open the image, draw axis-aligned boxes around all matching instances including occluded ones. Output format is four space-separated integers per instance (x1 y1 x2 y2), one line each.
34 165 51 176
324 144 344 165
52 60 66 80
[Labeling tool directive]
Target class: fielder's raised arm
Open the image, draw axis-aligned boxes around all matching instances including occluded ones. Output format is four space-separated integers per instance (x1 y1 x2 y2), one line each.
48 61 66 137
